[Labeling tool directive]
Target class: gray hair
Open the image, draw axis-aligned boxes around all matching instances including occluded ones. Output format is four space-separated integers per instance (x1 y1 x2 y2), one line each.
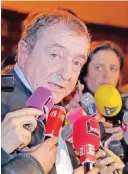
21 8 90 54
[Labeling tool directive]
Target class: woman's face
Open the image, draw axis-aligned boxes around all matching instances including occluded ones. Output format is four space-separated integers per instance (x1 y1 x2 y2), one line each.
86 49 121 93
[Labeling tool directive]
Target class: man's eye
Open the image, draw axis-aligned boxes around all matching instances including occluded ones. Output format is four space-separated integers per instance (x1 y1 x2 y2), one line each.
50 53 60 60
74 61 83 68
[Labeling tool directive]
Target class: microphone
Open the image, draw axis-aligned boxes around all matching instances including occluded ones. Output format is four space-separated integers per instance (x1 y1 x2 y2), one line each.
26 87 54 120
67 106 87 125
80 92 96 116
122 111 128 145
19 87 54 151
94 85 122 117
62 107 86 143
73 116 100 173
26 87 53 146
45 105 66 137
121 93 128 111
61 124 73 143
80 92 106 141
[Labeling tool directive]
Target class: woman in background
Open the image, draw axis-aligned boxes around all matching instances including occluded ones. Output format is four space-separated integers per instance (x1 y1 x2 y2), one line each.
80 41 123 95
79 40 124 124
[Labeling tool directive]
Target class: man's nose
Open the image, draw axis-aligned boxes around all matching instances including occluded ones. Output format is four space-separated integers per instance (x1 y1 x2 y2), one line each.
60 60 72 81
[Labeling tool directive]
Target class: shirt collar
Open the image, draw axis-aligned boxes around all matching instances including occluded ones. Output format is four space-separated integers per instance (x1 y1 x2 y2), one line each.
14 63 33 92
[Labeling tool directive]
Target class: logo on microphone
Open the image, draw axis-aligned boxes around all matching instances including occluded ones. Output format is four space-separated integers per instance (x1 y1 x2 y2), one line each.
87 119 100 137
50 110 57 117
80 144 95 164
104 106 118 115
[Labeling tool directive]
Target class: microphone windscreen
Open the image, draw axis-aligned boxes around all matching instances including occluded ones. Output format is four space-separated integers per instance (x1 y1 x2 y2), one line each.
80 92 96 116
73 116 100 164
73 116 100 152
26 87 54 120
45 105 66 137
67 106 87 125
94 85 122 117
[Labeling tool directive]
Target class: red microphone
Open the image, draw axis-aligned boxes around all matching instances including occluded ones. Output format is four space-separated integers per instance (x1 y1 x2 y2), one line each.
73 116 101 173
45 105 66 137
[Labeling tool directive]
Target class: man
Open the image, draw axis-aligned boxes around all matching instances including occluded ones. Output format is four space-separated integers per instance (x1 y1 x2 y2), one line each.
2 8 124 174
1 8 91 174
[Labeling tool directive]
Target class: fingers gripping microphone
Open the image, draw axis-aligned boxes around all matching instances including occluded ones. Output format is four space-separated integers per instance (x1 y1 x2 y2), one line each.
18 87 54 151
73 116 101 173
25 87 54 147
45 105 66 137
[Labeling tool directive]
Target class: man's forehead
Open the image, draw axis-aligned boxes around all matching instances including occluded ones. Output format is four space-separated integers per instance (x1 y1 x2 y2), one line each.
42 21 87 39
38 22 89 58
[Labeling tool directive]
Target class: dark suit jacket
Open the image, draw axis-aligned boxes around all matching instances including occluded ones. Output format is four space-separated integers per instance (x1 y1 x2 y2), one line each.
1 69 79 174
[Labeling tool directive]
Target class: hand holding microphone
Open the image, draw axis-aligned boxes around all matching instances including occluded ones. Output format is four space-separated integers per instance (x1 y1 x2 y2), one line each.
1 108 43 154
22 87 54 150
95 147 124 174
105 126 123 141
1 87 54 154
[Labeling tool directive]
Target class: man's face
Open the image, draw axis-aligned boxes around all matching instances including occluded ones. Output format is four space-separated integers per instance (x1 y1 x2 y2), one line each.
19 22 89 104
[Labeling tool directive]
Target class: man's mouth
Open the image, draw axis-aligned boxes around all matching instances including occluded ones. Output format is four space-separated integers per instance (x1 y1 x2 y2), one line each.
48 82 64 90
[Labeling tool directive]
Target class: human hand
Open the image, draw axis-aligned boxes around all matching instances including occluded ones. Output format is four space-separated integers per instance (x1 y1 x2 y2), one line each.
95 147 124 174
105 126 123 141
1 108 42 153
30 137 58 174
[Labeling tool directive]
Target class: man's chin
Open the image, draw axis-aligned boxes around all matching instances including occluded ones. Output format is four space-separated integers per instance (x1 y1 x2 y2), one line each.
52 93 64 104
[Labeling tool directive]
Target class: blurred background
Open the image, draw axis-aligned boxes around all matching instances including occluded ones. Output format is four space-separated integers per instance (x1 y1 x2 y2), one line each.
1 1 128 86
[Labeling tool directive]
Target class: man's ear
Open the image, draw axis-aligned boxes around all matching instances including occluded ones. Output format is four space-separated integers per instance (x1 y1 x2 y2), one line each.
17 40 28 69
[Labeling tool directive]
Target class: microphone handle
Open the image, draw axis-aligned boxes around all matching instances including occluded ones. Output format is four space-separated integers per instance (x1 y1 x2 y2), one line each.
84 162 92 174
